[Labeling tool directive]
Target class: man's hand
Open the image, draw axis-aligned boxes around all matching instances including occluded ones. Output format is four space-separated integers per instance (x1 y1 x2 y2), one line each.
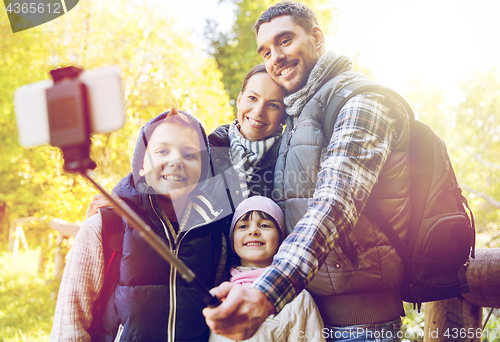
87 193 113 217
203 282 276 340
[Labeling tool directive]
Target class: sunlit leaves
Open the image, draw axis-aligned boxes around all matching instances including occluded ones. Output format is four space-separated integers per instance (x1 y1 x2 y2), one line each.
0 0 231 236
406 68 500 247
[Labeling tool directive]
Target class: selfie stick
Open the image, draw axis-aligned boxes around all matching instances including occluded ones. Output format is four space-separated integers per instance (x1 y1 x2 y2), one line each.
81 171 220 308
46 66 220 308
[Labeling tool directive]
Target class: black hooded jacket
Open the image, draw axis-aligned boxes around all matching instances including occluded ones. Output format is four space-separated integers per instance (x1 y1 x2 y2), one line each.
100 110 228 342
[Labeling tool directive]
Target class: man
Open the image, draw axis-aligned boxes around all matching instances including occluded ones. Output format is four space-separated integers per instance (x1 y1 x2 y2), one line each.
204 2 410 341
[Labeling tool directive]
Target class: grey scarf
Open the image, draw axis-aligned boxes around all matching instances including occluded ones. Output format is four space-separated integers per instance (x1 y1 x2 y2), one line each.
284 51 352 123
228 120 281 198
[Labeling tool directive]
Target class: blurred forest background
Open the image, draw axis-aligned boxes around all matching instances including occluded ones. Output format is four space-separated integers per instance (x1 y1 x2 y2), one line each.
1 0 499 340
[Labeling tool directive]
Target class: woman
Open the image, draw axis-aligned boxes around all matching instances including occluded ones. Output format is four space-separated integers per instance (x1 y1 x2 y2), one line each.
205 64 287 209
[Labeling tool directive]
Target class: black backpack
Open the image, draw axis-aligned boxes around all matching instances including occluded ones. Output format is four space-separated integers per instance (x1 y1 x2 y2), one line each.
327 79 476 310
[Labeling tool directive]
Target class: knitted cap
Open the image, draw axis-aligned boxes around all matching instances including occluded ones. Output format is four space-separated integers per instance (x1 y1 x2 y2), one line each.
230 196 286 240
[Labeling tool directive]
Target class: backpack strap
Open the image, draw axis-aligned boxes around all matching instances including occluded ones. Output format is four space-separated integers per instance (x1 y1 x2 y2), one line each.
324 79 414 140
99 207 124 298
89 207 124 340
363 202 411 266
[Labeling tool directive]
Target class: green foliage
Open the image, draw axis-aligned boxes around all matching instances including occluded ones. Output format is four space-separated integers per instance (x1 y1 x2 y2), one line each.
482 308 500 342
0 0 232 240
205 0 340 113
401 303 425 341
453 69 500 247
0 249 59 341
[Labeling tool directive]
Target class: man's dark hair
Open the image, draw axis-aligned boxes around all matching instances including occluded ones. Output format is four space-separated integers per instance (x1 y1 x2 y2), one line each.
253 1 320 35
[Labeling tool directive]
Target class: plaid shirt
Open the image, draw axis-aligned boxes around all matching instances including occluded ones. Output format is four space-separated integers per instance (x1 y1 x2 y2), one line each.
251 93 399 312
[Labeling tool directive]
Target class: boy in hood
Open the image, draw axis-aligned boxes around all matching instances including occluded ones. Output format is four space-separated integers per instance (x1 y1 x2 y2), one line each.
50 109 227 342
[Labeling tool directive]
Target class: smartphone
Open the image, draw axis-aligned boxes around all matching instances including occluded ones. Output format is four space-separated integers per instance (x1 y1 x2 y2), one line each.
14 66 125 148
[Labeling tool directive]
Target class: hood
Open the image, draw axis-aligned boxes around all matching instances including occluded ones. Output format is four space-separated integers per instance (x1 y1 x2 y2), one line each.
113 109 210 207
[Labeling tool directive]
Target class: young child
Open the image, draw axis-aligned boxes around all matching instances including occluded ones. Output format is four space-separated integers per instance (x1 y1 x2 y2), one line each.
209 196 326 342
50 109 227 342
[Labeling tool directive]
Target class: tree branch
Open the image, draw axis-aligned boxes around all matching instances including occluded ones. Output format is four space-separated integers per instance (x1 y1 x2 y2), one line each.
459 181 500 210
450 147 500 171
470 153 500 171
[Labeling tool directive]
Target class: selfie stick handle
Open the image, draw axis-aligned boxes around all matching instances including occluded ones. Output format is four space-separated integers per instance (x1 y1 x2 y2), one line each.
82 169 221 308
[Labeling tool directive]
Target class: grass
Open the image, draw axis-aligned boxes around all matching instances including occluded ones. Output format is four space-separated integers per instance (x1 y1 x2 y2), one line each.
0 248 60 341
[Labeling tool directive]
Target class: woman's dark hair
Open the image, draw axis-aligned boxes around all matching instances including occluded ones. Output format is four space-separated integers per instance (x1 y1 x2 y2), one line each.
253 1 320 35
240 64 268 93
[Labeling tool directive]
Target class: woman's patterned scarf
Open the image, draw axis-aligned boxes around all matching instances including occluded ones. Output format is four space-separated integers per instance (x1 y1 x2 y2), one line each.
228 120 281 198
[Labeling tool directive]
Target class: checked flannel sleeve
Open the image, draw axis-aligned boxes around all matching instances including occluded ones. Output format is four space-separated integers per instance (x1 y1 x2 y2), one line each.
251 93 399 312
